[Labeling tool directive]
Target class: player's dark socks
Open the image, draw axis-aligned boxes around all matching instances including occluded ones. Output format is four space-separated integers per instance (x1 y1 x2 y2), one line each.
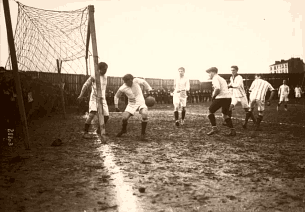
250 112 256 124
227 110 232 118
104 116 109 124
174 111 179 121
117 120 128 137
208 114 216 126
255 115 263 130
224 118 234 128
182 108 186 120
141 121 147 135
84 123 90 133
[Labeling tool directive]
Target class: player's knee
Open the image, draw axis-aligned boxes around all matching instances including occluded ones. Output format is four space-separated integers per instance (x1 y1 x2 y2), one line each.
142 116 148 122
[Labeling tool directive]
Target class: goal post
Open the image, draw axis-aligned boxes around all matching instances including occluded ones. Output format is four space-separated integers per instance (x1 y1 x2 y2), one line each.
88 5 106 139
3 0 30 149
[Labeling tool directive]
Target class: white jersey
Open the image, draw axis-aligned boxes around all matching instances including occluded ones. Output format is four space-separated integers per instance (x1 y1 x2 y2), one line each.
86 75 109 113
249 78 274 101
278 84 289 96
212 74 231 99
90 75 107 98
114 78 152 105
174 76 190 93
295 87 302 95
229 75 246 98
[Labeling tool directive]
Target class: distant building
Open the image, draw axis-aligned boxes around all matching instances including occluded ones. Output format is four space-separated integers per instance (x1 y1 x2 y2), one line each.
269 57 305 74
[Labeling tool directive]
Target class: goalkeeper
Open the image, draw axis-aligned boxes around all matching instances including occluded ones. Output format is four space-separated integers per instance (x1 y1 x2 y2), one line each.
77 62 109 138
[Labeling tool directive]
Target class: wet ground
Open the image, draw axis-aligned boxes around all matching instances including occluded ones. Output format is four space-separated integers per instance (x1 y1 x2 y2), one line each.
1 102 305 212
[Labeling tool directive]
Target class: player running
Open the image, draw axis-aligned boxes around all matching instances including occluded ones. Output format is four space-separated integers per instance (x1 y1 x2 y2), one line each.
173 67 190 126
227 65 255 128
77 62 109 138
277 80 290 111
114 74 153 141
204 67 236 136
244 74 276 131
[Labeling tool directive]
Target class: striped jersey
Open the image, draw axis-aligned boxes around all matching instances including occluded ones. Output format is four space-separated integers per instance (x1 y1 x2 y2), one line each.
278 84 290 96
249 78 274 101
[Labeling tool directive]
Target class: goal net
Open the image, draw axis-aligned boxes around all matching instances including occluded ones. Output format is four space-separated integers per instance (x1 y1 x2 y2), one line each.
6 1 91 75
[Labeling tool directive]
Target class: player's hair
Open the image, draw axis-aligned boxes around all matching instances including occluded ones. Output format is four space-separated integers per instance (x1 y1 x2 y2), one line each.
98 62 108 70
255 73 262 78
122 74 134 82
231 65 238 71
178 67 185 72
206 67 218 73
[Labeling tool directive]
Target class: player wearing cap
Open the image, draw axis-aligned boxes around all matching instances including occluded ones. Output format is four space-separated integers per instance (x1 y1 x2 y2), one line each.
205 67 236 136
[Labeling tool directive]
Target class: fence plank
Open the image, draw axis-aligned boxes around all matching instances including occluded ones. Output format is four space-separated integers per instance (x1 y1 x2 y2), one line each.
21 71 304 93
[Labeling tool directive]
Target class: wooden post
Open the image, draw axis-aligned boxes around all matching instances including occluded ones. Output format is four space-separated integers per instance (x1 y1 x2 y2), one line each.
3 0 30 149
56 59 66 119
85 22 90 76
88 5 105 138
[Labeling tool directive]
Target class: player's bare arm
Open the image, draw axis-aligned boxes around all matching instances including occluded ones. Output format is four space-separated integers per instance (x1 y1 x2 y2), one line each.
114 90 123 112
78 76 94 100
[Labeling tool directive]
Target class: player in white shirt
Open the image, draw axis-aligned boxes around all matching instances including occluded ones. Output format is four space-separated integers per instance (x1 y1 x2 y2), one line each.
227 65 254 128
77 62 109 138
173 67 190 126
245 74 276 131
277 80 290 111
294 84 302 103
114 74 153 141
205 67 236 136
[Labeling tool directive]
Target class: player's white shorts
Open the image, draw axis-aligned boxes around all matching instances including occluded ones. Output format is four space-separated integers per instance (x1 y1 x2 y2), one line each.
89 96 109 116
173 92 187 108
231 96 249 108
125 102 147 115
249 99 265 111
279 94 289 102
295 93 301 98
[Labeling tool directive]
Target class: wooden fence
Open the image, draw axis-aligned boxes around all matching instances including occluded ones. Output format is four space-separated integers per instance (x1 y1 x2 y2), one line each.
14 71 305 93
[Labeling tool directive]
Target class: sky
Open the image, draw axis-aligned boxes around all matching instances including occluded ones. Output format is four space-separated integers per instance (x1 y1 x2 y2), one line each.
0 0 304 80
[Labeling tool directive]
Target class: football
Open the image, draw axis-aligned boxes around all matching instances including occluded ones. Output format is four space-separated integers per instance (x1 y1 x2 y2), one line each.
145 96 156 107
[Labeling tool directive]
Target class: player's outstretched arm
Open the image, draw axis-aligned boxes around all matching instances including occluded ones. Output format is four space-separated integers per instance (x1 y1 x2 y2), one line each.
78 76 94 99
